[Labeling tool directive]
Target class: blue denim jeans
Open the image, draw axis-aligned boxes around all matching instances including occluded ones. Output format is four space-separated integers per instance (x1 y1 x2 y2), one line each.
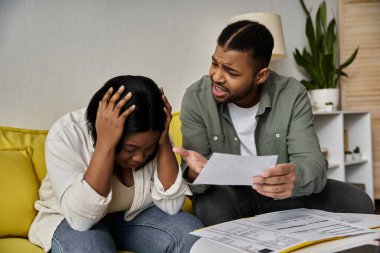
51 206 203 253
193 179 375 226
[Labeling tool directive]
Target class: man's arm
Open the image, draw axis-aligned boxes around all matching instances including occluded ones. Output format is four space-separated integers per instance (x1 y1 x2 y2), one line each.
179 89 211 193
287 87 328 196
253 86 327 198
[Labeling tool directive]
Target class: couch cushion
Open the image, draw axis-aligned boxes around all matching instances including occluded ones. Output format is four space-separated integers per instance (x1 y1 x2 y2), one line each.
169 112 182 163
168 113 194 213
0 148 39 238
0 126 48 184
0 237 134 253
0 238 44 253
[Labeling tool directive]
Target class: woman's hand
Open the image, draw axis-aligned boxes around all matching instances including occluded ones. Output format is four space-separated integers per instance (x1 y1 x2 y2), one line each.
158 87 172 146
85 85 135 197
156 87 180 190
96 86 135 148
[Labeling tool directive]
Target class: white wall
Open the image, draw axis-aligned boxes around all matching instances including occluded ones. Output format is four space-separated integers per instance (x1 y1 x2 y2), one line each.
0 0 337 129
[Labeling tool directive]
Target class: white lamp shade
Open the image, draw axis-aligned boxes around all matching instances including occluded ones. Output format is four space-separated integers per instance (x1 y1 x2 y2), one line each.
229 12 286 60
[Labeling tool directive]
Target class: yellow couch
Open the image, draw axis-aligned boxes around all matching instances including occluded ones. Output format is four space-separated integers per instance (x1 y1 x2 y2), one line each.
0 112 191 253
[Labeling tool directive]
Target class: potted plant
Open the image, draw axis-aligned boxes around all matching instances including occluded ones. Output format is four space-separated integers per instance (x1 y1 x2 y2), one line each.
293 0 359 111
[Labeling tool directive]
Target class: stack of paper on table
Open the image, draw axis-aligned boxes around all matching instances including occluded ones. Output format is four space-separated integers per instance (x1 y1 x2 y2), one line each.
191 208 380 253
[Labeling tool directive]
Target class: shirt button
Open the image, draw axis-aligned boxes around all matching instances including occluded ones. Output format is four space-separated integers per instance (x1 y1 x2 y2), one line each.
275 133 280 138
213 136 218 141
234 137 238 141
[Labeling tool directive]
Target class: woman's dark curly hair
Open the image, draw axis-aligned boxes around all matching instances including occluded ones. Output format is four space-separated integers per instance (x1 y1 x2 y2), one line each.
86 75 165 155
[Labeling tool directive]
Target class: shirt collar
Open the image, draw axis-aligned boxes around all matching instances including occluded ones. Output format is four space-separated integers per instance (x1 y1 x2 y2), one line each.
257 71 274 116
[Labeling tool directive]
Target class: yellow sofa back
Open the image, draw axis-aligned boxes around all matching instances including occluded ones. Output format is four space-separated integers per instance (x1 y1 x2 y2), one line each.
0 127 48 184
0 127 48 238
169 112 182 163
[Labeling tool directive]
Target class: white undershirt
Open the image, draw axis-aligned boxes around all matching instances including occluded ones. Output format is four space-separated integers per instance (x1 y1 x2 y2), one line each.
227 102 259 156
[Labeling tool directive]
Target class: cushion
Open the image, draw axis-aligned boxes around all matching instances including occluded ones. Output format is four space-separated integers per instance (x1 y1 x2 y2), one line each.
0 126 48 184
169 113 193 213
0 148 39 238
169 112 182 163
0 238 43 253
0 238 133 253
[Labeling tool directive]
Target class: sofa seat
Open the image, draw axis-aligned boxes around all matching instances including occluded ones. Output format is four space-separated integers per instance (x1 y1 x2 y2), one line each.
0 112 190 253
0 238 132 253
0 238 43 253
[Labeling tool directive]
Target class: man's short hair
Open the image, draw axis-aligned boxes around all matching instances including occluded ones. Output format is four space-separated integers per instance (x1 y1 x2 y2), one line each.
217 20 274 69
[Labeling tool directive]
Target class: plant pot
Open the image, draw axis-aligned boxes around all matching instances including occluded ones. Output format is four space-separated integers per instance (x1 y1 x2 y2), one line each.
345 153 353 162
324 104 334 112
308 88 339 112
353 153 362 160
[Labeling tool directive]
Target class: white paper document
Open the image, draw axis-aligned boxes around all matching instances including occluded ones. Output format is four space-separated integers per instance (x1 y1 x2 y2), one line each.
193 153 278 185
299 208 380 229
191 208 375 253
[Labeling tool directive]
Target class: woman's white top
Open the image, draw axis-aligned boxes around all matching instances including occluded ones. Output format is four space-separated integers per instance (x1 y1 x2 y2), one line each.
28 108 191 252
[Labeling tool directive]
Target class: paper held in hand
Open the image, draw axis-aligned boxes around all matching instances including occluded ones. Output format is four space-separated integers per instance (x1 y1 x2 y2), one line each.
192 153 278 185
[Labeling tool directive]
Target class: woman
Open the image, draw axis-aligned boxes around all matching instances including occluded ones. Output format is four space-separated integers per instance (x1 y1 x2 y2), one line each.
29 75 203 253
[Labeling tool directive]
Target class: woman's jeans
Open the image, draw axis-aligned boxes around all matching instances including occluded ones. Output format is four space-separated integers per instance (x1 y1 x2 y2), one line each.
193 179 375 226
51 206 203 253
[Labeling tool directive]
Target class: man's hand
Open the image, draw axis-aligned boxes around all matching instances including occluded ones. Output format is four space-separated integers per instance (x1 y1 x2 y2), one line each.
172 147 208 181
252 163 296 199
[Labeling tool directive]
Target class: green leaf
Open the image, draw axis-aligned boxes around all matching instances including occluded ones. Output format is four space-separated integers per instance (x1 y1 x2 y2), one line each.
316 1 327 40
306 17 317 55
336 69 348 77
293 0 358 89
301 80 315 90
340 47 359 69
325 19 336 52
300 0 311 20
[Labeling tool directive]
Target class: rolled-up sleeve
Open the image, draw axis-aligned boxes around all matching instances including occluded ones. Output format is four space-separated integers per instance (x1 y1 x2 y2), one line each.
60 174 112 230
151 164 192 215
45 136 111 231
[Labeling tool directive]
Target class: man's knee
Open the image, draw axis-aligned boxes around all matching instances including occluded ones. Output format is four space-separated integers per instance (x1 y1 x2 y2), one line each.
320 179 374 213
342 185 374 213
193 186 248 226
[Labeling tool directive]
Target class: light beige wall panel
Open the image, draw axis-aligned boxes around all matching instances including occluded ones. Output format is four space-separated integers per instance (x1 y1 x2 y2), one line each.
339 0 380 198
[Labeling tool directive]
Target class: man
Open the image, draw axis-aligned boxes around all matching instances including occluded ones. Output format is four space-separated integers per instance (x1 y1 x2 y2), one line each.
174 20 374 226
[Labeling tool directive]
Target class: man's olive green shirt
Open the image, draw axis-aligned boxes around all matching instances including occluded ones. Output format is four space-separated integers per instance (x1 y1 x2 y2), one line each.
180 72 327 196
